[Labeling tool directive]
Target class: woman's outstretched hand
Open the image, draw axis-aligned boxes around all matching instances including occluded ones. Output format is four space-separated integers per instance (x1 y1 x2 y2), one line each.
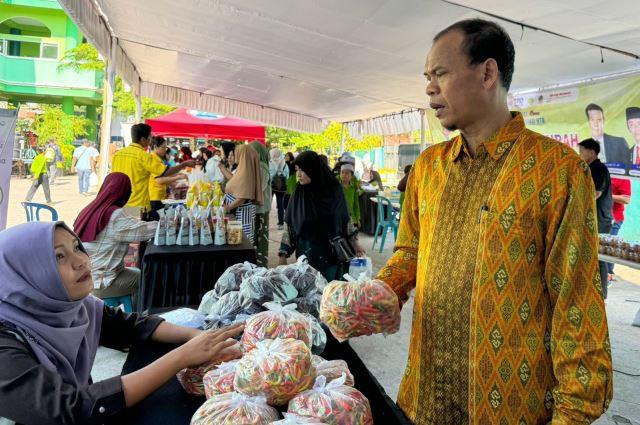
175 323 244 369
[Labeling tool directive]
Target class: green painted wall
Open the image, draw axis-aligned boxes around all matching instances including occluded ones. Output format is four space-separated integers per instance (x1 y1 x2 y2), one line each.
0 2 101 106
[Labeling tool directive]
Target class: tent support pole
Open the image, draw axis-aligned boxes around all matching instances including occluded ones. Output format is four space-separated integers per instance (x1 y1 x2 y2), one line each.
339 123 345 154
135 94 142 123
420 109 426 152
98 39 116 185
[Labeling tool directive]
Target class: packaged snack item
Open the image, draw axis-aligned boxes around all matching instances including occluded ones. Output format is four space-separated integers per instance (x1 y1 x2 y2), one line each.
240 270 298 304
214 262 261 298
177 210 190 245
227 220 243 245
234 338 316 406
159 308 206 329
287 375 372 425
203 360 240 398
165 206 177 246
153 209 167 246
320 274 401 342
191 392 279 425
271 413 326 424
214 207 227 245
189 209 200 246
177 360 219 396
200 206 214 246
241 303 312 351
310 357 354 387
276 256 328 296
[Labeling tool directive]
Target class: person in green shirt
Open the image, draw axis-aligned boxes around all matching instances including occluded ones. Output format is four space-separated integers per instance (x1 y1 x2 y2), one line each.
339 163 361 227
25 147 52 204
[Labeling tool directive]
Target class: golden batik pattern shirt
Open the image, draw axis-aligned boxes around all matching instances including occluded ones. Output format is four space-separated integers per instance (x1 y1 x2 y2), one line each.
378 113 612 425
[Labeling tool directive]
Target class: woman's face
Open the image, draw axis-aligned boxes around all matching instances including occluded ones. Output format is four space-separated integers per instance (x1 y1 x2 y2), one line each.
296 165 311 185
54 228 93 301
285 153 293 163
227 150 236 166
155 142 168 157
340 170 352 184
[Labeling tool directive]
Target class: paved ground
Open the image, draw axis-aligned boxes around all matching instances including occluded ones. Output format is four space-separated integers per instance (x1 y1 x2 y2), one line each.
7 174 640 423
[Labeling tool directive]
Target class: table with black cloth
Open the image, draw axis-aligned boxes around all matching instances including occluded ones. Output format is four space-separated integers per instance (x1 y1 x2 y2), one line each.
359 190 379 235
139 237 256 312
112 307 411 425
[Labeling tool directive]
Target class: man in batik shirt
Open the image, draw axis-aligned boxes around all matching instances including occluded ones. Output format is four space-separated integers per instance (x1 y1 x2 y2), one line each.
378 19 612 424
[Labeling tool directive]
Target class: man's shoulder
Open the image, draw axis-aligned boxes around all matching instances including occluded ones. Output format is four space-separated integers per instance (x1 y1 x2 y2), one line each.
522 129 585 166
604 133 628 144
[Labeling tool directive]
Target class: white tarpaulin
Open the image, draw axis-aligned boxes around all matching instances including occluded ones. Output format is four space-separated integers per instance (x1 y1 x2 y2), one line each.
58 0 640 133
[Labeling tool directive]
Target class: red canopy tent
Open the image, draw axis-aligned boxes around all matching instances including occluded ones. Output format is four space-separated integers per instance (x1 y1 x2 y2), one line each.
146 109 266 143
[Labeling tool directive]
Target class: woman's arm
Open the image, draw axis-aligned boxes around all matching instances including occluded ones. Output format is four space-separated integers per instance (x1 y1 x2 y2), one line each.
150 320 201 344
218 162 235 181
278 223 297 264
121 324 243 407
155 173 186 185
224 197 248 213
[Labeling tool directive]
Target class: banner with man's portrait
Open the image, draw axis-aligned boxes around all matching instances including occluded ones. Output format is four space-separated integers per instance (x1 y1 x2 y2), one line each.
509 73 640 178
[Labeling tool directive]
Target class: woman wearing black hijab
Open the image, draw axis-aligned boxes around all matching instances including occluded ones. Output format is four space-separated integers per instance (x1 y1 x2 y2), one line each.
278 151 365 281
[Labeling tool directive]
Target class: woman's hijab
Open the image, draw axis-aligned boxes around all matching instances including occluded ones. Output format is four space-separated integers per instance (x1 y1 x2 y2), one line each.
73 172 132 242
285 151 350 241
225 144 264 205
270 148 285 171
0 222 103 386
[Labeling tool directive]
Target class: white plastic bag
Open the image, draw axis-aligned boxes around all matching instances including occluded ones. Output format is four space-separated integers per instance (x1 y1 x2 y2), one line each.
153 209 167 246
191 392 279 425
241 302 312 351
89 172 98 189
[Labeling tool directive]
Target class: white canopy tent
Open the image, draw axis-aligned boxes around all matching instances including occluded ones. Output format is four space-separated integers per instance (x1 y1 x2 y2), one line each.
59 0 640 136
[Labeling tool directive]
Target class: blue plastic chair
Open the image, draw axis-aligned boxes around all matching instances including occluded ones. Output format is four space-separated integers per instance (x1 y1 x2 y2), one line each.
103 295 134 313
21 202 58 222
372 196 399 253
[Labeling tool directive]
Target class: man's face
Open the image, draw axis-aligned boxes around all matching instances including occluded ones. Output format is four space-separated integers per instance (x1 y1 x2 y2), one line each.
588 110 604 139
425 31 488 131
628 118 640 144
579 146 597 164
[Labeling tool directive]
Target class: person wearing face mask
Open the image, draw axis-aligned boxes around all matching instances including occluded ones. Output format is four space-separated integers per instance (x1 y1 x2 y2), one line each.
0 221 244 425
278 151 365 281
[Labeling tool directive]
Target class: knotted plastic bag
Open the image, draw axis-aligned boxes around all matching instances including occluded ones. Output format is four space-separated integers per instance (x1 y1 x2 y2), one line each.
191 392 280 425
287 374 372 425
319 273 400 342
242 302 312 352
203 360 240 399
234 338 316 406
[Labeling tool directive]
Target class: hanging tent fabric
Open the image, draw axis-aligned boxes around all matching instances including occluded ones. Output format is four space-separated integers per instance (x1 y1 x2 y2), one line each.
146 109 266 142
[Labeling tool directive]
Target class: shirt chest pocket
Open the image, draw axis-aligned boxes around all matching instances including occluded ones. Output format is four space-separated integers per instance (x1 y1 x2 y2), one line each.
486 204 541 239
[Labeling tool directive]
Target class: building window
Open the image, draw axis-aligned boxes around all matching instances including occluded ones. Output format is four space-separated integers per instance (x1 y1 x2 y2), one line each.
41 43 58 59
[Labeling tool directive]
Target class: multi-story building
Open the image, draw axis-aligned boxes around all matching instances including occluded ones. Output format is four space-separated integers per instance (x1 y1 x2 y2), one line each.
0 0 102 139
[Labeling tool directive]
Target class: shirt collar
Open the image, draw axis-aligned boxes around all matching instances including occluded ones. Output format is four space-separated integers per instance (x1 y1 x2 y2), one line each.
450 112 525 162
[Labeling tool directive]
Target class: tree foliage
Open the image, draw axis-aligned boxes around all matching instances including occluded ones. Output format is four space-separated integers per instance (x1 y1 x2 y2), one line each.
58 43 104 72
31 105 90 146
266 122 383 154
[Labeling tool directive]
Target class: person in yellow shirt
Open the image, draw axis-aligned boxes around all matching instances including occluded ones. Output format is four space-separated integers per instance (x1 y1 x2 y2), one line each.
25 146 52 204
148 136 187 220
376 19 612 424
112 124 194 218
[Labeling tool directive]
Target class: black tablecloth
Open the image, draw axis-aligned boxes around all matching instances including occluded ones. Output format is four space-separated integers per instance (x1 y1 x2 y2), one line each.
114 315 410 424
359 190 379 235
140 238 256 312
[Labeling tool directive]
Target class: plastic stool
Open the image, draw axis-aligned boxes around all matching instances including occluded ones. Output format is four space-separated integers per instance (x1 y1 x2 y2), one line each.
103 295 133 313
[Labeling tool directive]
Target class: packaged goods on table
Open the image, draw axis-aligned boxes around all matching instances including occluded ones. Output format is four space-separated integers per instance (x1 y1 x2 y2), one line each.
227 221 244 245
311 356 354 387
186 170 224 210
191 392 279 425
242 303 312 351
271 413 327 424
203 360 240 399
320 274 401 342
287 375 372 425
234 338 316 406
240 270 299 304
275 255 328 297
287 293 321 317
177 360 220 396
202 291 253 330
159 308 206 329
212 262 262 299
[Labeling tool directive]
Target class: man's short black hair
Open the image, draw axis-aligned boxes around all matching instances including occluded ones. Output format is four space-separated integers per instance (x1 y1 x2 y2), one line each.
434 18 515 91
131 123 152 143
151 136 166 148
579 138 601 155
404 164 413 174
585 103 604 119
